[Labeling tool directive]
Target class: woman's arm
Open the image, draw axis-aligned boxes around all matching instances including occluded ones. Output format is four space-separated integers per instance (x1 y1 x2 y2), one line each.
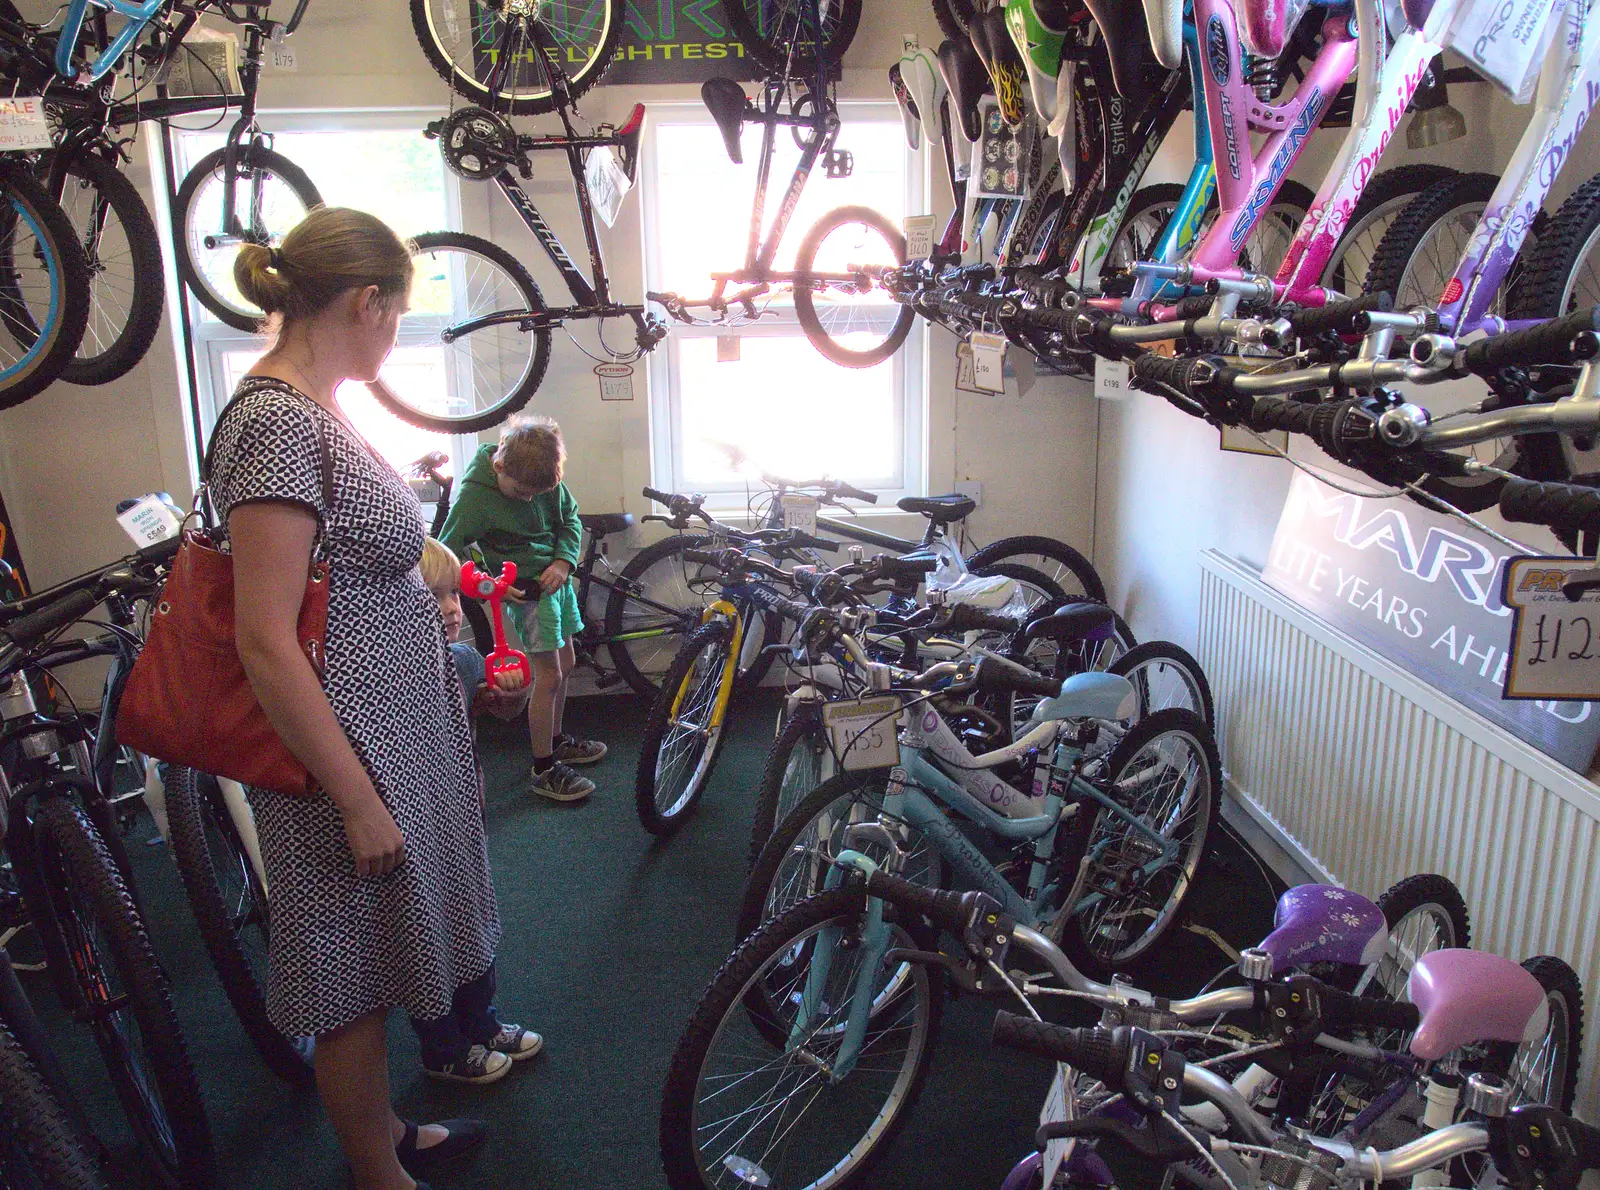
229 501 405 877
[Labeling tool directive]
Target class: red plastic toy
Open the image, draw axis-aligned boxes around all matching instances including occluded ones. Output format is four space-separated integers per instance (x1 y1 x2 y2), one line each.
459 560 532 688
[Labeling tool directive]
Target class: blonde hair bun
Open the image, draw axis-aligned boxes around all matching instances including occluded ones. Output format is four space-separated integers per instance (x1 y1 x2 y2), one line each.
230 207 413 331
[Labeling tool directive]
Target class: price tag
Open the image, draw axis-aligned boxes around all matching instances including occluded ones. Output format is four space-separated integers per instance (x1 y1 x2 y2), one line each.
779 492 818 535
1502 556 1600 700
115 494 183 547
1039 1063 1077 1189
955 343 984 394
717 334 740 362
822 695 902 771
268 45 297 71
595 362 634 401
0 98 50 152
969 331 1007 393
903 214 936 261
1095 356 1130 399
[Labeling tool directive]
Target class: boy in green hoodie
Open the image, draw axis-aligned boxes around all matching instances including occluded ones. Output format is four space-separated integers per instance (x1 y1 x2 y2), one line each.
440 416 607 802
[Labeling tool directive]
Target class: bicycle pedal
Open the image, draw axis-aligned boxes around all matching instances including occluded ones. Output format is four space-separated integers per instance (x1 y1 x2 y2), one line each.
594 669 624 689
824 149 854 179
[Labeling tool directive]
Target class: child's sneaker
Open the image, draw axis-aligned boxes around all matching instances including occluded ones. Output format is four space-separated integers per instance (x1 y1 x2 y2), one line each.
487 1023 543 1061
424 1044 512 1085
531 762 595 802
553 736 607 766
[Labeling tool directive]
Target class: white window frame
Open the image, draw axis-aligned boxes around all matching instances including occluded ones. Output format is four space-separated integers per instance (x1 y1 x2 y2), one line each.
164 107 475 474
641 99 927 509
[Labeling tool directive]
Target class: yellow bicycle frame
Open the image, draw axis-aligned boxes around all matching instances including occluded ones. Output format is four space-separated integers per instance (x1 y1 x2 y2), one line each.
667 601 746 731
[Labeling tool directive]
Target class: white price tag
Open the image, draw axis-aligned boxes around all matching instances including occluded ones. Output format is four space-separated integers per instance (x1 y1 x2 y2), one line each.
955 343 984 394
903 214 936 261
595 362 634 401
0 98 50 152
268 46 297 71
1095 356 1130 399
779 492 818 535
1040 1063 1076 1189
115 494 183 548
969 331 1007 393
1502 556 1600 700
822 695 901 771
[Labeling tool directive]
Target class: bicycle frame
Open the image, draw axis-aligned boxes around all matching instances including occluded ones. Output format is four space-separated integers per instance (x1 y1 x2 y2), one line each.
55 0 165 84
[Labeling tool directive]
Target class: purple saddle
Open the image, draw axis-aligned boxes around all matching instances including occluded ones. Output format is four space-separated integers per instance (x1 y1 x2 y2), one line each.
1402 0 1436 31
1258 885 1388 974
1407 949 1548 1061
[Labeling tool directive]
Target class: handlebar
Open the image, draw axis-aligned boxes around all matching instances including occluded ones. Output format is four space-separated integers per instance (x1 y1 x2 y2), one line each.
1461 307 1600 375
1498 478 1600 540
1 587 100 656
1268 292 1395 346
0 536 179 626
991 1015 1124 1080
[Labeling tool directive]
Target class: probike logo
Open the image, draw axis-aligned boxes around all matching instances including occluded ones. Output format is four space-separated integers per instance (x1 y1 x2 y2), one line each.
1206 14 1231 85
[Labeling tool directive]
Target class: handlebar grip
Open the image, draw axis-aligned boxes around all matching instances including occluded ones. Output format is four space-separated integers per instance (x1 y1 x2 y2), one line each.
682 548 722 567
991 1014 1122 1081
642 486 674 505
977 654 1061 698
862 869 983 937
1247 397 1322 437
1498 478 1600 540
1172 295 1214 320
835 482 878 505
1286 292 1393 339
1131 352 1214 394
2 587 99 651
1022 306 1076 336
789 531 841 552
773 596 814 622
879 556 938 580
1012 267 1071 307
941 603 1025 634
1316 987 1421 1033
1462 308 1600 374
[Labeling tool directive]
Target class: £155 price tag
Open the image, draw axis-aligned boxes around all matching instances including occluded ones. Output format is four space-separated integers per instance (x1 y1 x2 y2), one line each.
903 214 936 261
822 695 902 771
1502 556 1600 700
969 331 1007 393
779 492 818 535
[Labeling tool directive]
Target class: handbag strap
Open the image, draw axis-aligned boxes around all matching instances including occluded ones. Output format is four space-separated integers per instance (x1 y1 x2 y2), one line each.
200 379 335 541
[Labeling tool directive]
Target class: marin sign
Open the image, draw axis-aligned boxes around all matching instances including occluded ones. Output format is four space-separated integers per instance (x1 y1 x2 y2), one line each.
608 0 763 84
1263 472 1600 772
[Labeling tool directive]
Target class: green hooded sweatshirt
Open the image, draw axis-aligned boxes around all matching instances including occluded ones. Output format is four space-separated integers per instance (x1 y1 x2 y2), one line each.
438 443 582 584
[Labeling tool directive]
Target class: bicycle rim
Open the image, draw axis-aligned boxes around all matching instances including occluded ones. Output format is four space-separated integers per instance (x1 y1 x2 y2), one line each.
794 208 910 367
654 643 729 817
1114 653 1206 722
181 155 315 328
0 192 68 386
417 2 615 106
690 917 933 1189
54 157 154 379
773 727 830 831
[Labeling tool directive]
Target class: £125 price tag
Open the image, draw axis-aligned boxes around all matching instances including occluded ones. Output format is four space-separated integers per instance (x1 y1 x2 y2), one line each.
903 214 936 261
969 331 1007 393
1502 556 1600 700
822 695 902 771
0 98 50 152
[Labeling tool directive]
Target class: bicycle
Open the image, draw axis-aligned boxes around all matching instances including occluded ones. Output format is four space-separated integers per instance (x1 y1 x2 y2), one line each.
0 538 217 1189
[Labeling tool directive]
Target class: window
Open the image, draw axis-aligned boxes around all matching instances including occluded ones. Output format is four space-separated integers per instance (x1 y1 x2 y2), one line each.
172 113 467 474
644 104 924 503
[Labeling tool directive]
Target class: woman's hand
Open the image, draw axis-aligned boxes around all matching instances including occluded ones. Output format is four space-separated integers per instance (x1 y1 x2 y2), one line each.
537 560 571 596
339 794 406 877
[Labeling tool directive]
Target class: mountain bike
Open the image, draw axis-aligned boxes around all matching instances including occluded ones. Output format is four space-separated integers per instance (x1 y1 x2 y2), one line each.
0 1018 107 1189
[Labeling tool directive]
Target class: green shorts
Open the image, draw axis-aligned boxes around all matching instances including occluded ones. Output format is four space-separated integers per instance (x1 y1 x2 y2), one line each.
508 580 584 653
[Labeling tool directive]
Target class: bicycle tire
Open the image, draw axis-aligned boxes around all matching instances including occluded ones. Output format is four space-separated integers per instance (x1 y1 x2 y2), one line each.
44 151 163 386
792 204 915 368
376 230 553 433
173 145 322 333
0 159 90 411
966 533 1106 603
1106 639 1214 728
1054 707 1219 980
0 1022 108 1190
747 700 831 870
31 796 217 1189
410 0 623 115
635 619 736 834
164 767 315 1088
660 887 940 1190
1103 182 1186 283
720 0 862 74
1319 163 1457 295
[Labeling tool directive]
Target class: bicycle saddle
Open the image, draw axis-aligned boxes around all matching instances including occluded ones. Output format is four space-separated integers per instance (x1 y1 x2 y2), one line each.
1080 0 1161 98
898 493 976 522
616 103 647 185
890 63 922 149
1018 601 1115 645
1030 670 1137 722
970 7 1031 126
701 77 750 165
579 512 634 537
1256 884 1387 973
1407 949 1550 1061
938 37 991 143
1240 0 1316 58
1006 0 1068 127
1142 0 1184 70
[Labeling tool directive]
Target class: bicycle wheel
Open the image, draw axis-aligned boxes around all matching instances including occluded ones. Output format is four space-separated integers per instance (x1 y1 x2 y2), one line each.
739 770 942 941
0 159 90 411
720 0 862 75
747 701 834 870
1104 183 1185 282
660 887 940 1190
0 1022 107 1190
164 768 315 1087
1106 640 1214 728
604 535 776 697
966 534 1106 603
174 146 321 333
793 205 915 369
1320 164 1457 296
31 796 216 1189
410 0 622 115
930 0 975 40
636 619 737 834
375 230 551 433
1055 707 1219 979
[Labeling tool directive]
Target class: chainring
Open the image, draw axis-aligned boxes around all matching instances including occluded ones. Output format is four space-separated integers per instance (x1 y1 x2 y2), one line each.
438 106 519 181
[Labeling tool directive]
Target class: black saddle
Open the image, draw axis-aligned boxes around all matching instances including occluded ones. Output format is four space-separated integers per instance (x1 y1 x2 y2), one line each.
580 512 635 537
1032 0 1076 32
897 494 976 523
1080 0 1159 99
937 37 991 143
970 7 1028 125
1019 601 1116 645
616 103 647 184
701 77 750 165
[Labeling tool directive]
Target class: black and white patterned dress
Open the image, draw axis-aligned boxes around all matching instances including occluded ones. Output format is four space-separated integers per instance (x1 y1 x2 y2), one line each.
208 377 502 1038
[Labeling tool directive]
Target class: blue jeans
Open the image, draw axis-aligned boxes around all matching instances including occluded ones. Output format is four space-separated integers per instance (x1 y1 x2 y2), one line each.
409 963 500 1067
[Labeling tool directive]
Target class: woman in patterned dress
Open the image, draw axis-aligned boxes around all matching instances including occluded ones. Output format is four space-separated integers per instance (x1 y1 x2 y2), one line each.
214 208 501 1190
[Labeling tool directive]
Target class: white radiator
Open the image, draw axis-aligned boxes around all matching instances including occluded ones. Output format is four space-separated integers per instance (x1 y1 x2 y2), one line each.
1196 549 1600 1120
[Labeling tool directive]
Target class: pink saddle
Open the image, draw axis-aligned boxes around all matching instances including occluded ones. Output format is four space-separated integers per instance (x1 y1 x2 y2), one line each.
1238 0 1316 59
1257 884 1388 974
1407 950 1548 1061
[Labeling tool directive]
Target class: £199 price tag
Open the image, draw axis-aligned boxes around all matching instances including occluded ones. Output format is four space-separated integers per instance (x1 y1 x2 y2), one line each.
903 214 936 261
969 331 1007 393
1095 356 1130 399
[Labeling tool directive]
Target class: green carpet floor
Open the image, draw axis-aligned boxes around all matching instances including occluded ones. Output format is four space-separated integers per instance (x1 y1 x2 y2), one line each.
17 692 1284 1190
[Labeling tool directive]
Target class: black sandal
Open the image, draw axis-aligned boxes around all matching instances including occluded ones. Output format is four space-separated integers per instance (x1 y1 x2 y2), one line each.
396 1117 487 1173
